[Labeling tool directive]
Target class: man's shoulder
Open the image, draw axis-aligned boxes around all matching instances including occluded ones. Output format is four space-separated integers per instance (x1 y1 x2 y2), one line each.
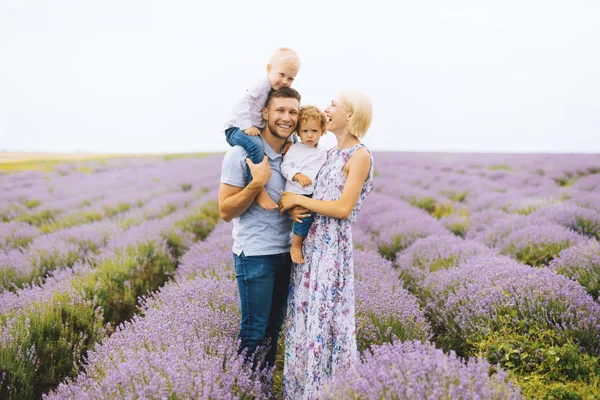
226 145 250 158
222 145 250 169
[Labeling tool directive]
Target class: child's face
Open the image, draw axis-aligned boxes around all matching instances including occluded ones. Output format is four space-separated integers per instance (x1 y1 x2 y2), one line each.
298 119 325 148
266 62 298 90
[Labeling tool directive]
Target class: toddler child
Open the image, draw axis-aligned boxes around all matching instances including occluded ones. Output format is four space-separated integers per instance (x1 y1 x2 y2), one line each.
281 105 328 263
222 47 300 210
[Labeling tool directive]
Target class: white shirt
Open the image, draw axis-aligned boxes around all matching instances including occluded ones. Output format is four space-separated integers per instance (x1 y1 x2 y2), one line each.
222 76 271 133
280 143 328 195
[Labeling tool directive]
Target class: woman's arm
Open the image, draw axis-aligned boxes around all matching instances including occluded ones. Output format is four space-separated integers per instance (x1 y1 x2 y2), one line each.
280 148 371 219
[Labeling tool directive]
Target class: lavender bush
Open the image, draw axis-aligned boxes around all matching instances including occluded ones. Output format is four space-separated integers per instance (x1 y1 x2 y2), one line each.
320 340 521 399
550 239 600 299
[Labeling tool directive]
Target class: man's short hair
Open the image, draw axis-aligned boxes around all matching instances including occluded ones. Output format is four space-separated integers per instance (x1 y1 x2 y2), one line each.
265 87 301 108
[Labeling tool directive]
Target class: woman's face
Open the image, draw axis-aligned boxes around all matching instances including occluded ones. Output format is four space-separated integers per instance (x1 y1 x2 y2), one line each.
324 97 351 133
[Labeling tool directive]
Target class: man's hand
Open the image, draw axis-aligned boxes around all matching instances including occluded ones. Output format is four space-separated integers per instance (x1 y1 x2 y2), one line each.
293 173 312 187
246 156 271 187
244 126 261 136
288 206 311 223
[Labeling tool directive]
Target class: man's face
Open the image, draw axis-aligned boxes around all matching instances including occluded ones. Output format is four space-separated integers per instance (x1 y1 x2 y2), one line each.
263 97 299 140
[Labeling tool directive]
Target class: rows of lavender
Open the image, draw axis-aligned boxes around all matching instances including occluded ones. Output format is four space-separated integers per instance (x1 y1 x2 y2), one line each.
2 152 599 399
1 157 223 398
354 153 600 399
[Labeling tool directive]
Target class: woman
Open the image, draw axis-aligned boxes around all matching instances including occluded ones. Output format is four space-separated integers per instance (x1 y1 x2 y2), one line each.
279 90 374 399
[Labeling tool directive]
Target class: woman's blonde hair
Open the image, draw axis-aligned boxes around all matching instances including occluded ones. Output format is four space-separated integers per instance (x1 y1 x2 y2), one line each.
270 47 301 70
338 90 373 138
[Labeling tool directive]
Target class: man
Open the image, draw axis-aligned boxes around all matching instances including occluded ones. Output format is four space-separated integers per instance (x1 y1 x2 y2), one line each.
218 87 301 368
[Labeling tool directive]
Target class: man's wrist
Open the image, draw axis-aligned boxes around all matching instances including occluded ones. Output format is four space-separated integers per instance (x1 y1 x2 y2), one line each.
247 179 266 190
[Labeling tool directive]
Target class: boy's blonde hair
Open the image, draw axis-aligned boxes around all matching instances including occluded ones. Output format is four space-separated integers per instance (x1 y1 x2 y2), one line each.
298 105 327 131
270 47 301 70
338 90 373 138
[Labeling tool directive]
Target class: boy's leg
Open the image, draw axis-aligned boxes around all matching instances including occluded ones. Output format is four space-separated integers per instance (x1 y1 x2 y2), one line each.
225 127 264 166
226 127 277 210
290 199 314 264
290 233 305 264
233 252 285 370
263 252 292 368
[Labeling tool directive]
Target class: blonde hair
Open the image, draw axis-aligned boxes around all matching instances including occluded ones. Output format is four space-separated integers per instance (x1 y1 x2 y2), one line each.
270 47 301 70
299 105 327 131
338 90 373 138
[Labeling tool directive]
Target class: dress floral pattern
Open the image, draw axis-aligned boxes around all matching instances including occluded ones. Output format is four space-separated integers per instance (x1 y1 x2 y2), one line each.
283 144 374 399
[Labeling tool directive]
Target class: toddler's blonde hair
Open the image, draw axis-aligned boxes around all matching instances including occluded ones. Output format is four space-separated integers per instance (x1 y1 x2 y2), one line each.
299 105 327 131
338 90 373 138
270 47 301 70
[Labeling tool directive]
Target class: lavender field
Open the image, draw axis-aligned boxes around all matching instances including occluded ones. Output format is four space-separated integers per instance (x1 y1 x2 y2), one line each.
1 152 599 399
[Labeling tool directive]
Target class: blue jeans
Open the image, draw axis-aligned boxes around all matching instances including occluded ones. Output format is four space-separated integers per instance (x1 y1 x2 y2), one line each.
292 194 314 237
225 127 264 165
234 251 292 369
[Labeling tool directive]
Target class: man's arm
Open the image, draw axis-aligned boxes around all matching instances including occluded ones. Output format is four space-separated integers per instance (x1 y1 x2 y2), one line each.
219 156 271 222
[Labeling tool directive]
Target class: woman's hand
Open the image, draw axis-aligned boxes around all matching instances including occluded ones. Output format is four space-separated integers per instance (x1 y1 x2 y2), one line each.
288 206 311 223
279 191 301 214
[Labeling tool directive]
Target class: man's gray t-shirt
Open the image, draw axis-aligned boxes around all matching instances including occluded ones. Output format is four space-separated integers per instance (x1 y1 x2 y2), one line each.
220 137 293 256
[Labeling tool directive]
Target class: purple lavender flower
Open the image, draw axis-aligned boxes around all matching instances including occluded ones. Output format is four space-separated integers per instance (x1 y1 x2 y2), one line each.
550 239 600 299
44 276 271 400
494 223 585 266
531 203 600 239
354 250 432 349
0 221 40 250
319 340 522 399
396 234 495 287
424 255 600 356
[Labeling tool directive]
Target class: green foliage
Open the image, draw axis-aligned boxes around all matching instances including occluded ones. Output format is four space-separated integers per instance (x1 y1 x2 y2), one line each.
488 164 515 172
470 320 600 400
40 211 104 233
162 152 214 161
3 234 34 249
2 246 81 291
377 235 406 261
103 202 131 218
505 241 573 267
554 176 579 187
575 217 600 240
447 221 467 237
410 197 437 214
356 312 427 353
23 199 41 209
439 190 468 203
74 242 176 326
181 183 192 192
16 209 61 226
174 201 220 242
408 196 455 219
431 202 454 219
0 294 106 399
587 166 600 175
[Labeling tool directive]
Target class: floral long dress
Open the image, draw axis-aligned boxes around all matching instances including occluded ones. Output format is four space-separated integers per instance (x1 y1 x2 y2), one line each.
283 143 374 400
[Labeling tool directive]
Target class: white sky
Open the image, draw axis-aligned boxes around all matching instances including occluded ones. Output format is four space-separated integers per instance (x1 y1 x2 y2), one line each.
1 0 599 154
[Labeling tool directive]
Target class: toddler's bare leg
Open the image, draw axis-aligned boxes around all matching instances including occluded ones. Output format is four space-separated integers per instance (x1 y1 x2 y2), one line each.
256 188 278 210
290 234 305 264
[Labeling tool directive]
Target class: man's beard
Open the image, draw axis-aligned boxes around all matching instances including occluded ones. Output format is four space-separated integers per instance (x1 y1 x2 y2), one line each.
267 120 293 140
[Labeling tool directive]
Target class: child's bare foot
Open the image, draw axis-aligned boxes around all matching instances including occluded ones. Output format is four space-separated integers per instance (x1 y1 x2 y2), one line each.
291 244 304 264
256 188 278 210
